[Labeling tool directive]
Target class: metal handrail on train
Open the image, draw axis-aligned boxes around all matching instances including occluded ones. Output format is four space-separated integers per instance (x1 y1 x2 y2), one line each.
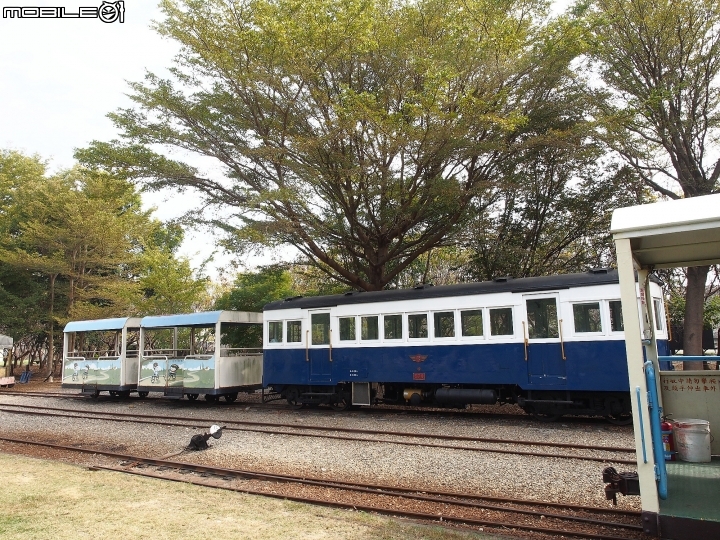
143 349 182 356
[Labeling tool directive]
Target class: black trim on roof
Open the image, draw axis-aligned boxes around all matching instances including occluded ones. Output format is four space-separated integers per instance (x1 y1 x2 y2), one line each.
263 269 641 311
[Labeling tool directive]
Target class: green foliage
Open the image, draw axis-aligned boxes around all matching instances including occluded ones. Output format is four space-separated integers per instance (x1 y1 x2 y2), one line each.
0 150 209 361
135 247 209 315
215 265 296 312
668 293 720 330
589 0 720 199
214 265 297 346
590 0 720 356
77 0 565 291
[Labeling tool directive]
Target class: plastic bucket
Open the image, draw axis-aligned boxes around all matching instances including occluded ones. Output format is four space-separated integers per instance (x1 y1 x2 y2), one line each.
673 419 711 463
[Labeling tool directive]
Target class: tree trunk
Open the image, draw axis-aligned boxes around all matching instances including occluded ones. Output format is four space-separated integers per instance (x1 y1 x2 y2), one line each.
683 265 709 370
46 274 56 379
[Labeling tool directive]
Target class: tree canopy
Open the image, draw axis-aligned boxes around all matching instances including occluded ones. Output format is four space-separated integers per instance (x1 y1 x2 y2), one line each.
76 0 583 291
589 0 720 362
0 150 209 372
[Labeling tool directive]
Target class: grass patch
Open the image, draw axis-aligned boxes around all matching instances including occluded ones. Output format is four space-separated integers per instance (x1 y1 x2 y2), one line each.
0 453 514 540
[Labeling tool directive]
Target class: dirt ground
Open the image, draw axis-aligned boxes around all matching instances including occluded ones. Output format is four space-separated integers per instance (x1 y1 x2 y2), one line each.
0 365 59 391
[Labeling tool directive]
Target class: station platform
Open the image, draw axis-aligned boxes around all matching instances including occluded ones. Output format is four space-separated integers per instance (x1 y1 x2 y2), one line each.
659 458 720 538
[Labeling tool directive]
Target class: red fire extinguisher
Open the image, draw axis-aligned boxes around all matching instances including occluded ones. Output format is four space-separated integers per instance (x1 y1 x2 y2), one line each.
661 416 675 461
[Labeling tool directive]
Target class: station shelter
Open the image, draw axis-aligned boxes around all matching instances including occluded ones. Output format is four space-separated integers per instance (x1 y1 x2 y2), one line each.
611 193 720 539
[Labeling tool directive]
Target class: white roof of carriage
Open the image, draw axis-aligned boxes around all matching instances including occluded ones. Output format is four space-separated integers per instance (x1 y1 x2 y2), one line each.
610 193 720 268
64 317 142 333
0 334 12 347
140 310 262 329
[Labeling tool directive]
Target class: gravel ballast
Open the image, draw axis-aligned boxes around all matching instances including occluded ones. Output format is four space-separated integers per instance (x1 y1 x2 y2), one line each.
0 390 640 513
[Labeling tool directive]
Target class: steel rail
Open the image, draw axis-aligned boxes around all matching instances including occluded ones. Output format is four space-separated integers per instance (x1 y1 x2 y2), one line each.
98 464 640 540
0 402 636 458
0 406 637 465
0 435 640 539
0 435 639 518
0 389 625 423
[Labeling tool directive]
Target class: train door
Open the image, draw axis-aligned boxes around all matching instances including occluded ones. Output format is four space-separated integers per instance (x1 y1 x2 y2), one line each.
308 311 332 382
523 294 567 385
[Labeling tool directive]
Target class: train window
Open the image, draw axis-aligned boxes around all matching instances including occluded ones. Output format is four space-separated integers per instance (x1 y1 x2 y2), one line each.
268 321 283 343
287 320 303 342
609 301 624 331
489 308 513 336
526 298 558 339
461 310 483 337
573 303 602 333
653 298 664 331
384 314 403 340
435 312 455 338
311 313 331 345
339 317 356 341
408 314 428 339
361 316 379 340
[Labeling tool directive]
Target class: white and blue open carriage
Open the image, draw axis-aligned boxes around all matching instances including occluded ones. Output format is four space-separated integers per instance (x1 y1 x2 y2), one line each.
136 310 263 401
61 317 142 397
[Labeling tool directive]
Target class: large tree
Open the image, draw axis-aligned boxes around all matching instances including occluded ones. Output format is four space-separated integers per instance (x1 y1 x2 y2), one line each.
0 151 209 374
77 0 561 291
589 0 720 365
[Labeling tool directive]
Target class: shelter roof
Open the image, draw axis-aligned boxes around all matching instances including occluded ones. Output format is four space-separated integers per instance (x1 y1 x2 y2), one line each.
140 310 261 329
64 317 142 333
611 193 720 268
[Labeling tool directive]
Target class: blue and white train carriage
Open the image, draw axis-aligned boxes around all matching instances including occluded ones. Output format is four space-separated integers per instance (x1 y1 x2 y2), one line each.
262 269 670 419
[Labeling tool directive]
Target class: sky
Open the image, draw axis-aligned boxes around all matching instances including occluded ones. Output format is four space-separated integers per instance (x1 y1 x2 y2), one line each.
0 1 242 276
0 1 571 279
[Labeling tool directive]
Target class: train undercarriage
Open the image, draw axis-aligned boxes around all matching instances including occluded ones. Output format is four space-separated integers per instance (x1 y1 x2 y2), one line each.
268 383 633 423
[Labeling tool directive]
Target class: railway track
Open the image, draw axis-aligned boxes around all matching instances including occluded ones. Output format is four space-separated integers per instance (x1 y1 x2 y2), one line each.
0 388 621 424
0 435 644 540
0 402 637 464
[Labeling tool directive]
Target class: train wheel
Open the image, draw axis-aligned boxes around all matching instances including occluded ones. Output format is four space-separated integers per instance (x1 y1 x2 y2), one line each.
109 391 118 397
138 391 149 398
204 394 217 402
330 393 351 411
524 405 562 422
285 387 303 408
606 414 632 426
187 393 198 401
224 392 238 403
118 390 131 398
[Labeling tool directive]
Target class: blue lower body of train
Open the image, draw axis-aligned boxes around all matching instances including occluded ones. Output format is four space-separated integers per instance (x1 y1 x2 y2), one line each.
263 339 671 418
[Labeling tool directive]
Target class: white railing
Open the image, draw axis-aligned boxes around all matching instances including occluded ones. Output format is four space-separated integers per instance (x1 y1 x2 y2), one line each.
220 348 263 357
